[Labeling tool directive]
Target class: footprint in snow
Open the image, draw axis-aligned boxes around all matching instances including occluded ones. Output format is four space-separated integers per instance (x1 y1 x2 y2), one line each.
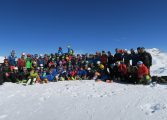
141 103 166 115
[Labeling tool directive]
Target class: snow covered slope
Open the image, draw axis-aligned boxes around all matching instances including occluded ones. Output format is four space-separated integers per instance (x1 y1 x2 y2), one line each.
0 48 167 120
0 81 167 120
148 48 167 76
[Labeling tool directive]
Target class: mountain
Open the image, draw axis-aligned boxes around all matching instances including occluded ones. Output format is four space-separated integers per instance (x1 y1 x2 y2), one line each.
147 48 167 76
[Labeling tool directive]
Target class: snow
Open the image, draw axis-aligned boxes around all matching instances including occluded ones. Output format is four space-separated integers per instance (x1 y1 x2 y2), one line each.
0 81 167 120
0 48 167 120
147 48 167 76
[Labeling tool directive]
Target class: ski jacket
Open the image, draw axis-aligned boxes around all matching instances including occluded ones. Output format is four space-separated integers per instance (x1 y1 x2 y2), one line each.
118 64 127 75
114 53 123 62
137 64 149 78
101 54 108 65
26 58 32 69
8 56 17 66
18 58 26 68
141 52 152 68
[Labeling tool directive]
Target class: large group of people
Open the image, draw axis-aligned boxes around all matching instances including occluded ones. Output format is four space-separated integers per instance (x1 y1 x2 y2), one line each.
0 46 152 85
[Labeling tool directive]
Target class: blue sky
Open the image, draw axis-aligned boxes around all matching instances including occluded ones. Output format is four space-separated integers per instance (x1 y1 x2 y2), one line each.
0 0 167 56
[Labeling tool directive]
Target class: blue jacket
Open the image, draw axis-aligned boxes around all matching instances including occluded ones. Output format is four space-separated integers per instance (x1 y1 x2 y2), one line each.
38 58 44 66
78 70 87 77
8 56 17 66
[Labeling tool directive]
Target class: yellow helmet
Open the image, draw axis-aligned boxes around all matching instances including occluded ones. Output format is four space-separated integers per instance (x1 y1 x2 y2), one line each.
100 64 104 70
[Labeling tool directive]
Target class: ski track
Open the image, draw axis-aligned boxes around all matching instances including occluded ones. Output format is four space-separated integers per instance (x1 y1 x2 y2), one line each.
0 81 167 120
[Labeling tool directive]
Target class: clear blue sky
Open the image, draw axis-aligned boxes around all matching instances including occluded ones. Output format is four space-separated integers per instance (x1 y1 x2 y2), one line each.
0 0 167 56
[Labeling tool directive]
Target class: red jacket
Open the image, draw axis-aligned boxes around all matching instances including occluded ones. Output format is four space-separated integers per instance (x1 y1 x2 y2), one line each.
18 58 26 68
138 64 149 78
101 54 108 65
118 64 127 75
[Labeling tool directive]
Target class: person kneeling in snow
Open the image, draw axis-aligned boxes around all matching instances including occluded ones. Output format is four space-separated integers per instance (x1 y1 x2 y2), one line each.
94 64 111 82
137 61 151 85
26 68 39 85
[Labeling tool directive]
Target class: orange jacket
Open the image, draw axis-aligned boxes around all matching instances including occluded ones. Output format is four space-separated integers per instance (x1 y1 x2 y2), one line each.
138 64 149 78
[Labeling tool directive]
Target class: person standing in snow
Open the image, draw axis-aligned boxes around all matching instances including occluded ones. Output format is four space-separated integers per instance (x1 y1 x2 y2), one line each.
26 54 32 72
140 47 152 72
114 48 123 63
123 49 130 66
18 53 26 72
107 51 114 68
58 47 63 55
100 51 108 67
129 49 138 66
37 54 44 67
8 50 17 69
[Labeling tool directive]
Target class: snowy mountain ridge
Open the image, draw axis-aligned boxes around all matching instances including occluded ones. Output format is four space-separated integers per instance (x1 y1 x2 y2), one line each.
147 48 167 76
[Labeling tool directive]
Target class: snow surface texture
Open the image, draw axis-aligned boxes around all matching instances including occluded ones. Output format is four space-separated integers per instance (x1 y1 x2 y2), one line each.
0 81 167 120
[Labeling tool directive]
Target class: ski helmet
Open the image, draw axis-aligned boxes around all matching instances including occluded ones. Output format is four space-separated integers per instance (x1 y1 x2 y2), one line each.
40 64 43 67
100 64 104 70
137 61 143 65
88 67 91 71
22 53 26 56
97 61 101 65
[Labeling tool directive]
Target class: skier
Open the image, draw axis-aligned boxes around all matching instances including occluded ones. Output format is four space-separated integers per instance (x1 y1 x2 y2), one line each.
137 61 151 84
123 49 130 66
140 47 152 72
114 48 123 62
10 67 19 83
107 51 114 68
100 51 108 67
37 54 44 67
26 68 39 85
129 49 138 66
1 59 11 82
58 47 63 55
26 54 32 72
18 53 26 72
118 61 127 82
8 50 17 68
95 64 110 82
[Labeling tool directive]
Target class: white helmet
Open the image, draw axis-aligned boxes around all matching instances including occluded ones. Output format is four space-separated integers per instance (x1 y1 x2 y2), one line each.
40 54 43 57
22 53 26 56
97 61 101 65
88 67 91 71
40 64 43 67
14 67 18 70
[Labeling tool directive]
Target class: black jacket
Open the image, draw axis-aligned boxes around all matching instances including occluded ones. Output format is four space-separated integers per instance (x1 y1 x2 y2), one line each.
141 52 152 68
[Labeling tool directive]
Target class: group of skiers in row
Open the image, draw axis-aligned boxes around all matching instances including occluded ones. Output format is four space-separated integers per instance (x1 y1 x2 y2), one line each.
0 46 152 85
